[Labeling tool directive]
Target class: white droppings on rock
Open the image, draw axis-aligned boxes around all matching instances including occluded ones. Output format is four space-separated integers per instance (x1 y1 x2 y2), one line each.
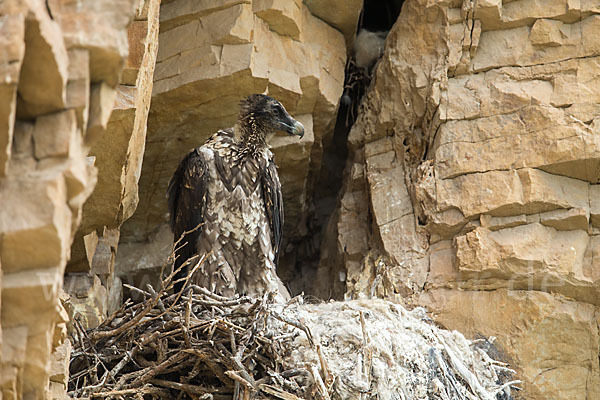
272 298 518 400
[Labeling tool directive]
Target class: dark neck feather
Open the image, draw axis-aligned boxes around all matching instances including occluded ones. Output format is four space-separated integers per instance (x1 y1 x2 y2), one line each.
235 113 269 152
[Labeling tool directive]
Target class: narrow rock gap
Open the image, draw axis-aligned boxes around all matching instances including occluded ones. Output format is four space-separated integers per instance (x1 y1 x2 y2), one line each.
281 0 404 299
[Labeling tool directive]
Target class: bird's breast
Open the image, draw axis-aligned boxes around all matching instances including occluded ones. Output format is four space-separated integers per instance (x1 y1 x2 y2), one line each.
204 153 269 247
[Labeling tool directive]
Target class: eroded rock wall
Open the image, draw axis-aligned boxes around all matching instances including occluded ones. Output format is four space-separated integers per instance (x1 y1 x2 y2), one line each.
326 0 600 398
117 0 362 289
0 0 156 398
65 0 160 327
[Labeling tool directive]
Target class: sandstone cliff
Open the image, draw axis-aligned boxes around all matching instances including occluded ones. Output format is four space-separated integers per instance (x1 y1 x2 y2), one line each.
0 0 158 398
1 0 599 399
324 0 600 398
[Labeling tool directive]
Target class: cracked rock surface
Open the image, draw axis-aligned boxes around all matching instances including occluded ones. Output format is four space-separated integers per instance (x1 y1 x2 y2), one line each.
320 0 600 398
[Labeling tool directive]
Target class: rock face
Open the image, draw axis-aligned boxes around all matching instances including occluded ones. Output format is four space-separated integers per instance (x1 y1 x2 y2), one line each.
117 0 360 286
324 0 600 398
2 0 599 398
0 0 156 398
66 0 160 322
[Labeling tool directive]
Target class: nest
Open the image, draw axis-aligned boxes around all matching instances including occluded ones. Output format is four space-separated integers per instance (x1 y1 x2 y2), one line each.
68 256 521 400
68 259 314 399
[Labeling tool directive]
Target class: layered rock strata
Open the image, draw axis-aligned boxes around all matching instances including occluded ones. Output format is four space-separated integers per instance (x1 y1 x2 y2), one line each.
66 0 160 325
0 0 156 398
324 0 600 398
117 0 361 287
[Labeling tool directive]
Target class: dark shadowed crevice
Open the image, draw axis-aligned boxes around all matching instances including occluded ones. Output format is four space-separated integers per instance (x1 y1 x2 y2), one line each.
361 0 404 32
279 0 404 299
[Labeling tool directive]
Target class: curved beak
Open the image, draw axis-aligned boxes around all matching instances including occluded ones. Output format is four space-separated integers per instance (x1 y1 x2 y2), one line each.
290 120 304 138
277 116 305 139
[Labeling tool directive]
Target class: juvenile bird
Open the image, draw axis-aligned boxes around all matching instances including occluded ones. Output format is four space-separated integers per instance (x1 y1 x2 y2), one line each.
167 94 304 302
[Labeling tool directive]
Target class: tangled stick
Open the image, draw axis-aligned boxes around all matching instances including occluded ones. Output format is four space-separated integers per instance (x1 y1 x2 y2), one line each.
69 252 315 400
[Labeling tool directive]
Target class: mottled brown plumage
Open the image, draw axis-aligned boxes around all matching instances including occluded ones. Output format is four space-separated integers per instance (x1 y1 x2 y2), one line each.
167 94 304 301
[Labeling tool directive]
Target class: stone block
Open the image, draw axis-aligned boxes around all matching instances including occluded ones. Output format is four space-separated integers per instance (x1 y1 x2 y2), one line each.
591 185 600 227
63 154 97 211
21 327 55 398
0 176 70 272
83 230 99 269
367 163 412 227
481 214 528 231
1 266 63 398
425 240 455 287
518 168 589 211
157 4 253 62
118 0 159 223
0 326 28 400
66 49 90 130
338 189 369 256
0 14 25 177
73 0 158 262
501 0 578 26
48 339 70 386
33 109 77 159
530 19 564 47
254 0 302 39
75 3 157 255
471 15 600 73
443 75 482 120
303 0 361 49
17 4 68 117
86 82 117 145
439 169 580 223
48 0 137 86
11 120 33 159
91 227 120 276
540 208 589 231
420 289 600 400
1 267 62 328
159 0 250 32
435 104 600 182
453 224 598 303
437 170 524 218
63 273 107 329
81 86 140 233
474 0 502 27
122 20 148 85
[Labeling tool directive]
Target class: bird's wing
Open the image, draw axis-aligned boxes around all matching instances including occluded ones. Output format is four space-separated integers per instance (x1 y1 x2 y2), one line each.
261 157 284 262
167 148 208 289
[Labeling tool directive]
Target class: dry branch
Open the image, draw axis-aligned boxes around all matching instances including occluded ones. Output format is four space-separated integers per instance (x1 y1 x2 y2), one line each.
68 265 314 399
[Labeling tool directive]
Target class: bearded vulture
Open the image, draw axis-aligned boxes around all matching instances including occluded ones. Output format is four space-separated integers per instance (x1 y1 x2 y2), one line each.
167 94 304 302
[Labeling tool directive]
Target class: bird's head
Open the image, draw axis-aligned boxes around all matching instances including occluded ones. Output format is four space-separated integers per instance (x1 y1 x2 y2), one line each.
239 94 305 140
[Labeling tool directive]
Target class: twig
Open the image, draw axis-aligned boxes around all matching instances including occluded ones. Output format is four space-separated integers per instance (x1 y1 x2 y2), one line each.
309 364 331 400
90 295 160 341
269 311 314 346
225 370 254 389
259 384 305 400
149 378 229 394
